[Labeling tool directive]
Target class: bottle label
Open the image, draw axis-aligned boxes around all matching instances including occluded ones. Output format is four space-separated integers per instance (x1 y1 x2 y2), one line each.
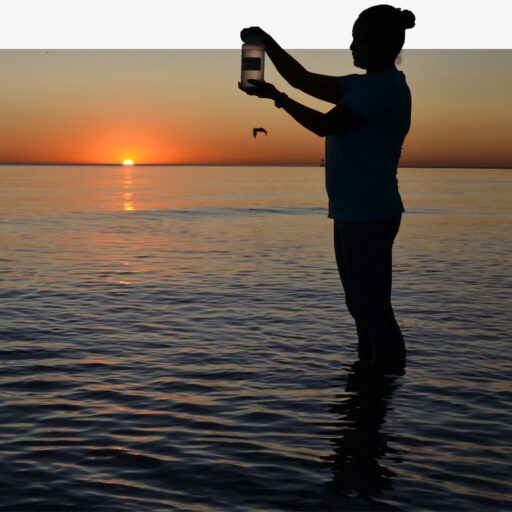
242 57 261 71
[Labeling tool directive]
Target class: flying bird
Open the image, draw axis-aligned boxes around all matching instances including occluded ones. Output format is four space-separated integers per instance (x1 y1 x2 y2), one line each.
253 127 268 138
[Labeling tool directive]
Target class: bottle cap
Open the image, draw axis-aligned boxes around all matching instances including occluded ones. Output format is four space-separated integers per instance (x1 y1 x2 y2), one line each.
244 34 265 45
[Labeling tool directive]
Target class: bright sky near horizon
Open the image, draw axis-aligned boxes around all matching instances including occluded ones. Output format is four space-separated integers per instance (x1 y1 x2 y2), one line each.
0 49 510 167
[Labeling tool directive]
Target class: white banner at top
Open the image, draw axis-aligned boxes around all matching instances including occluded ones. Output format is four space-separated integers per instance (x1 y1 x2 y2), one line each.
0 0 510 49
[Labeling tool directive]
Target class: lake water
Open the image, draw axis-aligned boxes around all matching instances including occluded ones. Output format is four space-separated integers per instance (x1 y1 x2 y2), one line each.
0 165 510 511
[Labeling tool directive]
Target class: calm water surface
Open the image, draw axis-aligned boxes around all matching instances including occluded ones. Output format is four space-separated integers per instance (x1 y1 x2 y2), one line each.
0 166 511 511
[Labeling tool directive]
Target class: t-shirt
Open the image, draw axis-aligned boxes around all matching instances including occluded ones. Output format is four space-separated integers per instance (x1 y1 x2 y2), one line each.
325 67 411 222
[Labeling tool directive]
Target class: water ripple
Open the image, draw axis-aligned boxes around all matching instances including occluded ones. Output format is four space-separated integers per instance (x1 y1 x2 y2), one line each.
0 167 511 511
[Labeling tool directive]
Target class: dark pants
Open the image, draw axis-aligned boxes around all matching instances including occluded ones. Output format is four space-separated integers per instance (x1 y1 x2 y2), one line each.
333 214 406 371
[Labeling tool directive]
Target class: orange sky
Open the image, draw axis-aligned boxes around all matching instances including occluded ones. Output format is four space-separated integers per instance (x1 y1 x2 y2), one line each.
0 50 510 167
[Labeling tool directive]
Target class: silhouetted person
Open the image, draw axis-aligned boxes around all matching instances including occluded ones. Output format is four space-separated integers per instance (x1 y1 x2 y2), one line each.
239 5 415 375
253 127 268 138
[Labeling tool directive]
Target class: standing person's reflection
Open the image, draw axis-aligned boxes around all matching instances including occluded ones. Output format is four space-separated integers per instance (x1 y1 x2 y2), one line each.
324 371 403 508
239 5 415 375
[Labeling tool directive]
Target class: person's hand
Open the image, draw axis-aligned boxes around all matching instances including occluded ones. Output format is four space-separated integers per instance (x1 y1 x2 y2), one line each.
238 79 280 100
240 26 272 45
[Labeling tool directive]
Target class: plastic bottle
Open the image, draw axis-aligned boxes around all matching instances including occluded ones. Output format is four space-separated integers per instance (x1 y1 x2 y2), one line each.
241 36 265 89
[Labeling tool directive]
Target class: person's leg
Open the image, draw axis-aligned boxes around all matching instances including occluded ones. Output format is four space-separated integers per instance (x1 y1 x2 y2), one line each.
339 215 405 372
333 220 372 362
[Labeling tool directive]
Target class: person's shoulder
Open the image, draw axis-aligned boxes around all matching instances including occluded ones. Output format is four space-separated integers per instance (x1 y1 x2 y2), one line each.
390 69 408 84
338 73 364 80
336 73 365 96
389 70 411 98
388 69 409 87
336 73 364 87
369 68 405 82
372 69 409 94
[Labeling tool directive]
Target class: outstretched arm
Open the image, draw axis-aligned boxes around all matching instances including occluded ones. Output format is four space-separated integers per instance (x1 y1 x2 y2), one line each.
241 27 343 104
239 80 364 137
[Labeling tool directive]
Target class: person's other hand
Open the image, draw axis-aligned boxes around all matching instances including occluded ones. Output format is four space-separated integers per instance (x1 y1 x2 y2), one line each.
240 26 271 45
238 80 279 100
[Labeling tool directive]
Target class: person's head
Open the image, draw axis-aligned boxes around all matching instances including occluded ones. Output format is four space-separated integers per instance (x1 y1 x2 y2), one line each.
350 4 415 71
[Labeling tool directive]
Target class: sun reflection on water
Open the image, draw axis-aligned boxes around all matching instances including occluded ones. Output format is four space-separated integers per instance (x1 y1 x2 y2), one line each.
123 166 135 212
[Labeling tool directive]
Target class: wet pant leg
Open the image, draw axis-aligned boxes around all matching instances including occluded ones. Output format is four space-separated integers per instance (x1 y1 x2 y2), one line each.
333 214 405 370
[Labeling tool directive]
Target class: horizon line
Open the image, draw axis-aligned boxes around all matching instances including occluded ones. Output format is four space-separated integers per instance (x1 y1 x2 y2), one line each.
0 163 511 170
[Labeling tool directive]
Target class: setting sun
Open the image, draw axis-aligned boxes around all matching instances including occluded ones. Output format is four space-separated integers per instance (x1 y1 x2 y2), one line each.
122 159 134 166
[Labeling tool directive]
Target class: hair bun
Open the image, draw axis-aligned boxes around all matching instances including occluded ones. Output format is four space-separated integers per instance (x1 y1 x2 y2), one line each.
400 9 416 29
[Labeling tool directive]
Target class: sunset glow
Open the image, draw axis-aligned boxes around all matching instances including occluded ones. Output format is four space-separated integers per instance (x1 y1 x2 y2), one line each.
0 50 510 167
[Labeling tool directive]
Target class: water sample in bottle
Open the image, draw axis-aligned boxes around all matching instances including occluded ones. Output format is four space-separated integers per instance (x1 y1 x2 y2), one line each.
241 39 265 89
